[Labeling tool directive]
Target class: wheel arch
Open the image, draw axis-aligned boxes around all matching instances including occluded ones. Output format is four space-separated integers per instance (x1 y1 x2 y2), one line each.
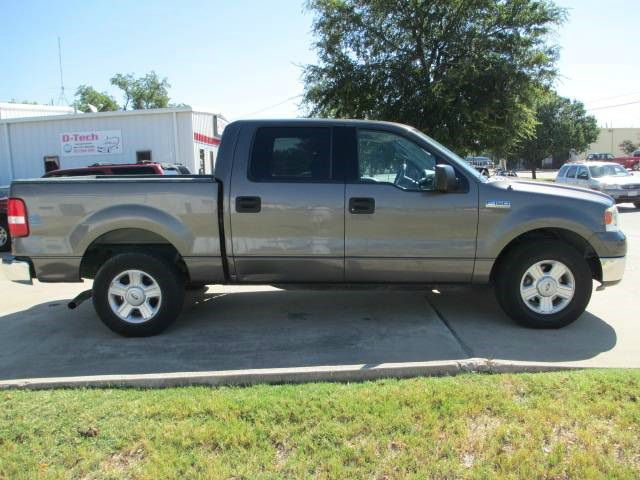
80 227 189 281
489 227 602 284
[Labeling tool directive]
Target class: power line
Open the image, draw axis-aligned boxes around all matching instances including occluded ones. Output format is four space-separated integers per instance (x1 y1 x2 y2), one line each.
240 94 303 117
586 99 640 111
585 90 640 105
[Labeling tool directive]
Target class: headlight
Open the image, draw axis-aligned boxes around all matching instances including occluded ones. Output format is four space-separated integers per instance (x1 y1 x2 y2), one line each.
604 205 620 232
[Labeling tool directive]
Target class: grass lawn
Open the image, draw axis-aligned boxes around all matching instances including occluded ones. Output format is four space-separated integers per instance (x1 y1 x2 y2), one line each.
1 370 639 479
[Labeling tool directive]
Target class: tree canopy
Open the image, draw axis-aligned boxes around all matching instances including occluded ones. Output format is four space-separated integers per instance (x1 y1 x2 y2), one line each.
514 90 598 174
303 0 566 156
110 71 171 110
73 85 119 112
619 140 638 156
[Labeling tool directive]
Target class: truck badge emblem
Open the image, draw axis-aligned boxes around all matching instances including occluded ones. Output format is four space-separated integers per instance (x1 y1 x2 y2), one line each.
486 200 511 209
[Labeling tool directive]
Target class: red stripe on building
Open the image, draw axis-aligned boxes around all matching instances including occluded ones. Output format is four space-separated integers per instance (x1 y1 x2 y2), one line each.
194 132 221 146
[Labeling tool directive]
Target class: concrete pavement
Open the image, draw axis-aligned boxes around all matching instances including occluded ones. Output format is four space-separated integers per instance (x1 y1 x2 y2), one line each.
0 204 638 387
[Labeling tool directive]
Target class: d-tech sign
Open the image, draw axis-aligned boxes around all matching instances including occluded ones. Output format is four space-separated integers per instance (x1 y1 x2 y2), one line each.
60 130 122 156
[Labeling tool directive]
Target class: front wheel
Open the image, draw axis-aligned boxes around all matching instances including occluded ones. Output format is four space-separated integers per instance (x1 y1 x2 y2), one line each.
92 253 185 336
494 240 593 328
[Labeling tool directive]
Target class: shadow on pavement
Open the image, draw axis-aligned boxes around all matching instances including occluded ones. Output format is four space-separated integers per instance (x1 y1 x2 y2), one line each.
0 286 617 380
426 285 616 363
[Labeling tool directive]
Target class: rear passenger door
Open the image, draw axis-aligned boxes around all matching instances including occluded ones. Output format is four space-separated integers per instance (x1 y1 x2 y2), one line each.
229 125 345 282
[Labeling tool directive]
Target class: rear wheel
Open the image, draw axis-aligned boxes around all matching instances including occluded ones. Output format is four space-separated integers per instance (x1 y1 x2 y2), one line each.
92 252 185 336
0 219 10 252
494 240 592 328
633 163 640 171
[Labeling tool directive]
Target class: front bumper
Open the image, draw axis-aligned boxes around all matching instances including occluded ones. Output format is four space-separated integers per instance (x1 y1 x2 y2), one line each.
1 256 33 285
600 256 626 285
603 189 640 202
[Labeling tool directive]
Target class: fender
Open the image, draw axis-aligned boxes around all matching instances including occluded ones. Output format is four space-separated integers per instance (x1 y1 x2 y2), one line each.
71 204 193 257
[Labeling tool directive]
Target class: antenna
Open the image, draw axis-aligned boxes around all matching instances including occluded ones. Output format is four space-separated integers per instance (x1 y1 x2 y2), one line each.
56 37 69 105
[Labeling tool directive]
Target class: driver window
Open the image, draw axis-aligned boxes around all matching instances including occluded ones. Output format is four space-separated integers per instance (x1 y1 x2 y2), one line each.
357 130 437 191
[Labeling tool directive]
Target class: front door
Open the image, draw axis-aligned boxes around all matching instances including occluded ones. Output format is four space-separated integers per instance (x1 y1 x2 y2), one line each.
345 128 478 282
229 125 345 282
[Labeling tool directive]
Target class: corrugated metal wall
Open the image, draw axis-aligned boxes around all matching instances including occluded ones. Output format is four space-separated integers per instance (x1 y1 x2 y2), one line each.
192 112 219 174
0 109 213 184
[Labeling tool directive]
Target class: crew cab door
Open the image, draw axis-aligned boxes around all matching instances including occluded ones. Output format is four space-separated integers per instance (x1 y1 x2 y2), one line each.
228 125 345 282
344 127 478 282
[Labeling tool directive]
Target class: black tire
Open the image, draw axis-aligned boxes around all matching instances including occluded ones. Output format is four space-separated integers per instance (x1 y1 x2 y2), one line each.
92 252 185 337
634 202 640 209
0 219 10 252
494 240 592 329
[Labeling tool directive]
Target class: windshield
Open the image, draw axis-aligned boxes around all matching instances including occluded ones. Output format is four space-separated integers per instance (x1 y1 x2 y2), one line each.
589 164 629 178
409 127 487 182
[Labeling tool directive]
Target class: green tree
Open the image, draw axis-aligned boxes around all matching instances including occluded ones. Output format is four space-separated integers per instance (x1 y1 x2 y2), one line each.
302 0 565 156
72 85 119 112
619 140 637 156
110 71 171 110
515 91 598 178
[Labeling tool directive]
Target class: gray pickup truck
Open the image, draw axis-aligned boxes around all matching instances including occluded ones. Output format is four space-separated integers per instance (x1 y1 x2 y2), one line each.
3 120 627 336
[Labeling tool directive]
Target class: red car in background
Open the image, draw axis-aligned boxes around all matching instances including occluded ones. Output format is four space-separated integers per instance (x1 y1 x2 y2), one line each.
1 162 191 251
587 152 640 171
43 162 191 177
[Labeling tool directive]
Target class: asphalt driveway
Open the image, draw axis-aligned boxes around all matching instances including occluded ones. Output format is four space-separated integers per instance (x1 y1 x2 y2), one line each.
0 204 638 386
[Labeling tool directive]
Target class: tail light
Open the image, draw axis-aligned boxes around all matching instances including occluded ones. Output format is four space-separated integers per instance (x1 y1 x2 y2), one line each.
7 198 29 238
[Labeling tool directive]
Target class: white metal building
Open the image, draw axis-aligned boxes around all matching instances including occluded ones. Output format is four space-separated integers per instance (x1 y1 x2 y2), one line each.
0 107 227 185
0 102 74 120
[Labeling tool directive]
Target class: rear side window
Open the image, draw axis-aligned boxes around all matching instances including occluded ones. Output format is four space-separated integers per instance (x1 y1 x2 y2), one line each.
557 165 569 177
250 127 331 182
565 166 578 178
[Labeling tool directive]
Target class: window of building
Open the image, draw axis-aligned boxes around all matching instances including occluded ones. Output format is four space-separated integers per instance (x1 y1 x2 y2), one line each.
136 150 152 163
43 155 60 173
250 127 331 182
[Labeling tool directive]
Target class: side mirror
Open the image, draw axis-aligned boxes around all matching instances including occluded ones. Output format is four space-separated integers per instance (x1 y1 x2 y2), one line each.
435 164 457 192
578 172 589 180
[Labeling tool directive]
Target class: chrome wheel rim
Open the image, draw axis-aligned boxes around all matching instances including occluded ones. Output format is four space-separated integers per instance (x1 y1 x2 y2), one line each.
0 225 7 247
108 270 162 324
519 260 575 315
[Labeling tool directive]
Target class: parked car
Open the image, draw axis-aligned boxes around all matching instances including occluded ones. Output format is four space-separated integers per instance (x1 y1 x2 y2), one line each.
465 156 494 169
3 119 626 336
586 152 640 171
555 161 640 207
586 153 614 161
494 168 518 177
43 162 191 177
611 155 640 171
0 195 9 252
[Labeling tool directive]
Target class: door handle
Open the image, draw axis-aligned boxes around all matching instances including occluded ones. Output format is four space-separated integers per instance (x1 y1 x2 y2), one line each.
236 196 261 213
349 197 375 214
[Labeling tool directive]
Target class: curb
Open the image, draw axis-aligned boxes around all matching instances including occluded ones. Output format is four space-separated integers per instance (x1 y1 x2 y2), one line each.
0 358 581 390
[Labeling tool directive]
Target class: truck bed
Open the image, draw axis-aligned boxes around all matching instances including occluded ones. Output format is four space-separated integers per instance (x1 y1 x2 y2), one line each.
9 175 225 283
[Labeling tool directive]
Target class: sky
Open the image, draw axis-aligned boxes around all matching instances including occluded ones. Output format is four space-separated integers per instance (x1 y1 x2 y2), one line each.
0 0 638 127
